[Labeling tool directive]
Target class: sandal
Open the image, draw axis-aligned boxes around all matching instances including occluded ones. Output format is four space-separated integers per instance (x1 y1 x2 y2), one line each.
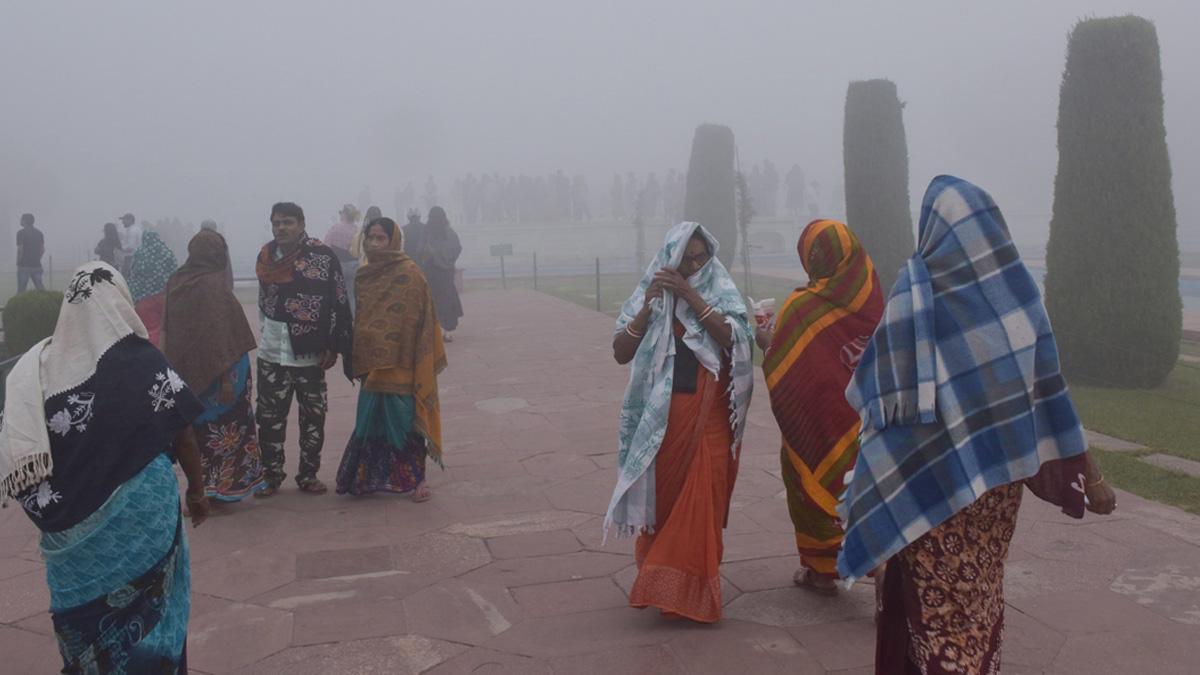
298 480 328 495
794 567 839 596
253 485 279 499
411 482 432 503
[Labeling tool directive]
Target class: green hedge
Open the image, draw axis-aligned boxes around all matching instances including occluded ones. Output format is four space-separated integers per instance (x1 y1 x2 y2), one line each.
843 79 914 291
3 290 63 356
683 123 738 269
1044 16 1181 388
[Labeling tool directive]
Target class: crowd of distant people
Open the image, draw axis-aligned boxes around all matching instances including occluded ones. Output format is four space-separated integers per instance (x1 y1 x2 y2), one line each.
385 161 823 227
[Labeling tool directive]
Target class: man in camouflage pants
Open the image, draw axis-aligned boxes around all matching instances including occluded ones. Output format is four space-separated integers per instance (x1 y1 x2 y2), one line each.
253 202 353 496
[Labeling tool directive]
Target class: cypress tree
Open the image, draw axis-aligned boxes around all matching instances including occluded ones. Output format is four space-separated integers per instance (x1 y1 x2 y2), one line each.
1044 16 1181 388
683 124 738 269
843 79 914 291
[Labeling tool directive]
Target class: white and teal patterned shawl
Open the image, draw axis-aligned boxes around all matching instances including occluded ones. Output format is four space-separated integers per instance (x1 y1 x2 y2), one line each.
605 222 754 538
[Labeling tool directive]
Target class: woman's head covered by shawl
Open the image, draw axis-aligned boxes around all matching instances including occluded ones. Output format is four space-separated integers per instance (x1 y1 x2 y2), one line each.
183 228 229 273
362 217 405 262
427 206 450 231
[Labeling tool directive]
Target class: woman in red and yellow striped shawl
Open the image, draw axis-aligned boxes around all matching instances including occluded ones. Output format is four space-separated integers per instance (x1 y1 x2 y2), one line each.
759 219 884 593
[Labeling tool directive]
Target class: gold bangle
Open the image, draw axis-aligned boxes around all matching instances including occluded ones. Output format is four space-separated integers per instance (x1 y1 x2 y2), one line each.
1086 476 1105 488
698 305 715 322
625 324 644 339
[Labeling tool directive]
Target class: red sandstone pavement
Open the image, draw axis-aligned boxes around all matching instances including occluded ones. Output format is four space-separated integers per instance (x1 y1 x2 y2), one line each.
2 289 1200 674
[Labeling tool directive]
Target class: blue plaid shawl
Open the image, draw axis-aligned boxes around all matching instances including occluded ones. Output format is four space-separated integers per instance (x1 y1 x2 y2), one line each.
605 222 754 537
836 176 1087 581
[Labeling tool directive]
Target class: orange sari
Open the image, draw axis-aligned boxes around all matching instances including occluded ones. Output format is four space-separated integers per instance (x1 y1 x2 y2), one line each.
629 325 739 623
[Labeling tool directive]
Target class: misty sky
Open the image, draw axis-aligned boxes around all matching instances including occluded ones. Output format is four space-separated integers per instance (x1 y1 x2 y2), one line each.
2 1 1198 255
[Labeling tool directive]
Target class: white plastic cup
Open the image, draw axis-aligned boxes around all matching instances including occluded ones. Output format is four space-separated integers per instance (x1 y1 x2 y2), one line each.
752 297 776 329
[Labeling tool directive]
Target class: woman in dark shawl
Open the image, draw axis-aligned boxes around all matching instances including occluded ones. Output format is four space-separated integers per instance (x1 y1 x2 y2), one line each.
1 262 209 673
164 230 265 502
412 206 464 341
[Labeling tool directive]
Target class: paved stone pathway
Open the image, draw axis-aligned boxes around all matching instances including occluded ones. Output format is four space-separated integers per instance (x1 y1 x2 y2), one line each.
2 289 1200 673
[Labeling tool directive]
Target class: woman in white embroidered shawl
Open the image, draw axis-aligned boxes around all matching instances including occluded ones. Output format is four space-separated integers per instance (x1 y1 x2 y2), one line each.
0 262 209 673
607 222 754 623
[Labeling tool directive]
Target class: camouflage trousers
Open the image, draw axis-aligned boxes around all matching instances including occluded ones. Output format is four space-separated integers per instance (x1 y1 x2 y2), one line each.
255 359 327 488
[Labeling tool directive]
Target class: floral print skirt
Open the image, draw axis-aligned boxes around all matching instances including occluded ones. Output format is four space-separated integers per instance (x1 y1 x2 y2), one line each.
193 355 266 501
336 391 427 496
876 482 1024 675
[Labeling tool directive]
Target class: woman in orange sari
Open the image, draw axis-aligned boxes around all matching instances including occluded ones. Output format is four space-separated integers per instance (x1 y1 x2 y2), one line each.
759 220 884 593
607 222 754 623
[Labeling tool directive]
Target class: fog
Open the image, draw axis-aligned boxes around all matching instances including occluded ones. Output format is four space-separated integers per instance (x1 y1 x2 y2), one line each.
2 0 1198 267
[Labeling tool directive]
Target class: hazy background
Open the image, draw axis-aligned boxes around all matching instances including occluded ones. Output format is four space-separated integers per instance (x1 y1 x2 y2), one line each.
2 0 1198 265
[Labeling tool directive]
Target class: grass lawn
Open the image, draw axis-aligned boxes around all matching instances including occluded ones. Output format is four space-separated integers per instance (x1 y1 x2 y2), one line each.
1072 360 1200 462
1092 448 1200 515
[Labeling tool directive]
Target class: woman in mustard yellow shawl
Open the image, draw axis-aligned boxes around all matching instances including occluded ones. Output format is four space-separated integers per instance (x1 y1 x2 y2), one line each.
335 217 446 501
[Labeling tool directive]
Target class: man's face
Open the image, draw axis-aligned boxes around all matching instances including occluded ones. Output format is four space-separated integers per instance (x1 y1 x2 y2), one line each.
271 213 305 246
677 235 711 278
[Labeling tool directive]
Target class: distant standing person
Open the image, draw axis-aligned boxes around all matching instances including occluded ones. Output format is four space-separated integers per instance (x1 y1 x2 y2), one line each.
411 207 464 342
572 174 592 221
785 165 806 217
94 222 124 267
16 213 45 292
423 176 439 211
118 212 143 275
610 174 625 221
253 202 353 497
337 217 445 500
326 204 362 307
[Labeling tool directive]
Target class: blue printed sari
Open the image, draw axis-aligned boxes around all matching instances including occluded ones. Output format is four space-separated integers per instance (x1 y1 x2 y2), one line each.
43 454 191 674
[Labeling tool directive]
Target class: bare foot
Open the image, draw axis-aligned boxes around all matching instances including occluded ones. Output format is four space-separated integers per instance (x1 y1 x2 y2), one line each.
411 482 432 503
793 567 839 596
253 485 279 499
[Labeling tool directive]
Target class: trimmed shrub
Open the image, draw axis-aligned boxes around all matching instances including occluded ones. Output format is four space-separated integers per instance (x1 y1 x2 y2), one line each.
3 290 63 356
683 124 738 269
843 79 914 291
1044 16 1181 388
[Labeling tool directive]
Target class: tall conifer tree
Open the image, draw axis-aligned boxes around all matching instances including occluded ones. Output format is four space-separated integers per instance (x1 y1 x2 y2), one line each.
1045 16 1181 387
843 79 914 291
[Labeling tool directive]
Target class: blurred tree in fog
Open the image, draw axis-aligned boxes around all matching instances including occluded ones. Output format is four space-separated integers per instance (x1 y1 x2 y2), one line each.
1045 16 1181 388
843 79 914 292
683 124 737 270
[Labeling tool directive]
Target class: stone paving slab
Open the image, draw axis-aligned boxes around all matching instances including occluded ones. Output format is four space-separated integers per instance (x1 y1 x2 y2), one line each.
1141 452 1200 478
2 288 1199 673
1084 429 1146 453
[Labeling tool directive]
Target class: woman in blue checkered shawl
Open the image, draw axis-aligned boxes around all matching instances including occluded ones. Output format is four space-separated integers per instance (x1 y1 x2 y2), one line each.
838 176 1116 674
